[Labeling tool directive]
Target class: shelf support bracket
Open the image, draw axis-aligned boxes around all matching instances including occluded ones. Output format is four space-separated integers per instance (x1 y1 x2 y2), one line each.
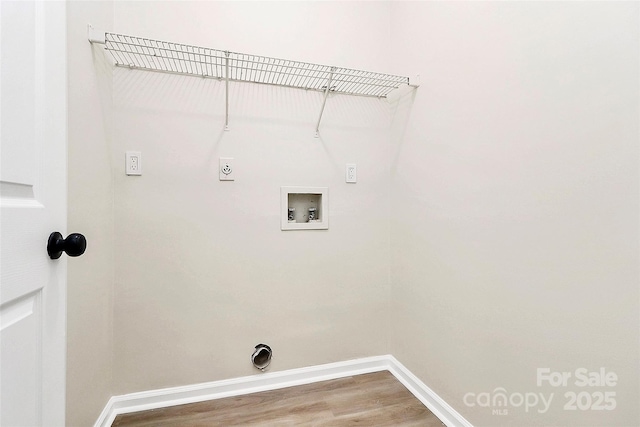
314 67 335 138
224 51 230 131
87 24 106 45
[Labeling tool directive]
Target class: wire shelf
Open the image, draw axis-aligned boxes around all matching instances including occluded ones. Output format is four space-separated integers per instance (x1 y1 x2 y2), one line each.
89 26 416 135
104 32 409 98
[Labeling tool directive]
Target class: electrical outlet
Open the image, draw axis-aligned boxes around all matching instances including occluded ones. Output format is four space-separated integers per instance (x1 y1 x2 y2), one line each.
346 163 357 183
219 157 234 181
126 151 142 175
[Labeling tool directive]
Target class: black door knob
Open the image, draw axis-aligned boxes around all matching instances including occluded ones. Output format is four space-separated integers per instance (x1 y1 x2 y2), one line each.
47 232 87 259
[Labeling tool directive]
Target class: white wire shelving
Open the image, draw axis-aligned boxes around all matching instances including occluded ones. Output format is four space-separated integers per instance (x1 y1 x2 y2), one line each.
88 25 416 136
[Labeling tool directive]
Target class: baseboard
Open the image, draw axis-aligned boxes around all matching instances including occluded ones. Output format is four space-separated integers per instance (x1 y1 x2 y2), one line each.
94 355 472 427
386 355 473 427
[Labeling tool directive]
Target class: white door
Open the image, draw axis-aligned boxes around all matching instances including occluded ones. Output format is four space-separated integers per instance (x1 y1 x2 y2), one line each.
0 1 68 425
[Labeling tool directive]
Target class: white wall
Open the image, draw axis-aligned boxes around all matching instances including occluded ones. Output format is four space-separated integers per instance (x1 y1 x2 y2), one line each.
66 2 640 426
109 1 394 394
389 2 639 426
66 1 114 426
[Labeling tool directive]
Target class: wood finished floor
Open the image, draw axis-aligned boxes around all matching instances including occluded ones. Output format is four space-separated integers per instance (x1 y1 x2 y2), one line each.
112 371 445 426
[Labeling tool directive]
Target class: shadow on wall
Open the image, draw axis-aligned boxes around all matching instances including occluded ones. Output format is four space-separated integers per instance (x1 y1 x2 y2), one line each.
90 42 115 163
111 66 392 133
389 84 418 175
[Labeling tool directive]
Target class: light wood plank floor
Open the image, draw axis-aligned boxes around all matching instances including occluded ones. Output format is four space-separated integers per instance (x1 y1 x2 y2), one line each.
112 371 445 426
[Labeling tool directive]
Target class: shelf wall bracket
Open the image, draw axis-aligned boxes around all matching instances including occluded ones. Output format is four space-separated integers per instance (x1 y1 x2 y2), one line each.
87 24 106 45
314 67 335 138
224 51 230 131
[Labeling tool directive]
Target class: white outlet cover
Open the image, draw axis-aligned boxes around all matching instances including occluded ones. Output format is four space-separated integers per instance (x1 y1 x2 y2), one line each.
346 164 356 183
126 151 142 176
219 157 234 181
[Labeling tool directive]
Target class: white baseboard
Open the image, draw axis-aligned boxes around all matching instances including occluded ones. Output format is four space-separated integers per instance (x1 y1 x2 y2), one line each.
94 355 472 427
386 355 473 427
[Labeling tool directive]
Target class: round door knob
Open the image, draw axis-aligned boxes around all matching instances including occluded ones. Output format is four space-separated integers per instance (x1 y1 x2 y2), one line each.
47 232 87 259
